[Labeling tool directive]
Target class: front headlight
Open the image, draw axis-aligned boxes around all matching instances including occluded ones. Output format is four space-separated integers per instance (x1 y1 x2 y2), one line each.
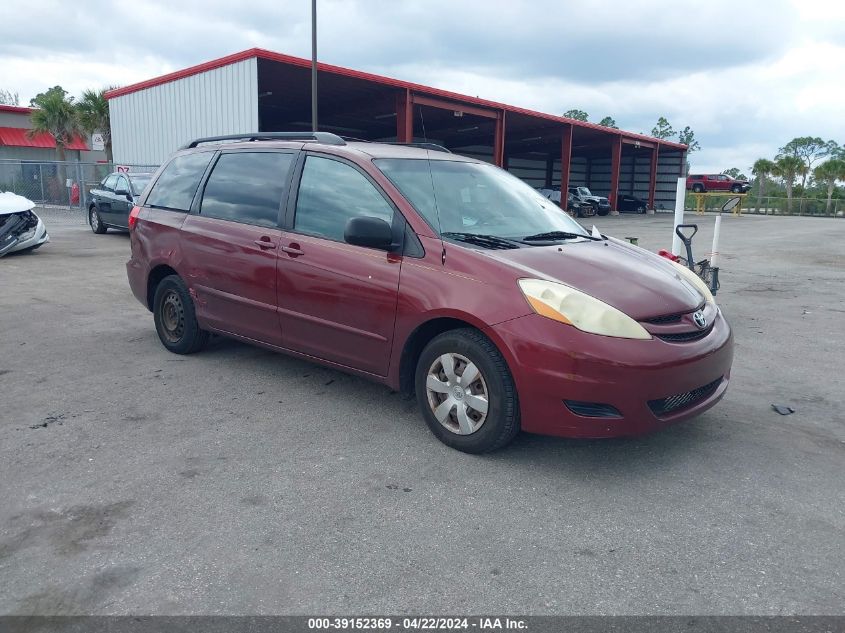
670 260 715 305
518 278 652 340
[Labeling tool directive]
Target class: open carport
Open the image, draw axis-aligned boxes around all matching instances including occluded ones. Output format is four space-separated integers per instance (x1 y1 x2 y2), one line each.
108 49 687 211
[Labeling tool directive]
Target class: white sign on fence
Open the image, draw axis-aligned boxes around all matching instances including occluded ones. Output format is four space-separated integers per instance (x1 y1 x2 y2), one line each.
92 133 105 151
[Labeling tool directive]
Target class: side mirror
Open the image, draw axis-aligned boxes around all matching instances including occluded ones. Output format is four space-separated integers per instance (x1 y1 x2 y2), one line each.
115 188 129 197
344 216 393 250
722 196 741 212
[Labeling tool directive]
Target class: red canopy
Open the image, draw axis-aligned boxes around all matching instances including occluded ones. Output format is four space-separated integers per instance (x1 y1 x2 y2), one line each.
0 127 89 150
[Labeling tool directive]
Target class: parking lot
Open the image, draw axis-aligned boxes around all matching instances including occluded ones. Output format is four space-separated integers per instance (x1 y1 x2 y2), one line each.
1 209 843 615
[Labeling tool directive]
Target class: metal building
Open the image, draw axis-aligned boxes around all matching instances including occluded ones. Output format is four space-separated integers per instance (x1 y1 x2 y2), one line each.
107 48 687 211
0 105 94 162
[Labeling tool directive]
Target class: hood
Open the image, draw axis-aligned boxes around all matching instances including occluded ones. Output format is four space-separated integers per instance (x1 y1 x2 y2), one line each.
481 238 704 319
0 191 35 216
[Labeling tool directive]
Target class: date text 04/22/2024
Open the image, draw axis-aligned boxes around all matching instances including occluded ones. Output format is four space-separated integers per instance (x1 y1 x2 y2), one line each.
307 617 527 630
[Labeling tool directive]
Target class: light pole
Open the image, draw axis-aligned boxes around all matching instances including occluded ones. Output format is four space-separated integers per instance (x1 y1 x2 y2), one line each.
311 0 318 132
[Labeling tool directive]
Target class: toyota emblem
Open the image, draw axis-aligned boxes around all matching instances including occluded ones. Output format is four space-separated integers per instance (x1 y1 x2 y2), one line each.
693 310 707 329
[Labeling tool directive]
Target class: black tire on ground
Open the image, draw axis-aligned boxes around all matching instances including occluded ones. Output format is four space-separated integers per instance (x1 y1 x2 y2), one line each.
415 328 520 453
731 185 741 193
596 206 610 216
89 207 107 234
638 205 646 214
152 274 209 354
692 184 705 193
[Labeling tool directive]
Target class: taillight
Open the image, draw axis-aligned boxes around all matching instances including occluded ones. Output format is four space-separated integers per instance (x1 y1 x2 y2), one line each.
128 206 141 230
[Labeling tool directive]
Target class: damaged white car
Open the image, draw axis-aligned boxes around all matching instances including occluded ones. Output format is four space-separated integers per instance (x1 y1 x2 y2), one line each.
0 192 49 257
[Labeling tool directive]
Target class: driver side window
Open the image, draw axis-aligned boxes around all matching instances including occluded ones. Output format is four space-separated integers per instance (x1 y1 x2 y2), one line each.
103 175 119 191
294 156 394 243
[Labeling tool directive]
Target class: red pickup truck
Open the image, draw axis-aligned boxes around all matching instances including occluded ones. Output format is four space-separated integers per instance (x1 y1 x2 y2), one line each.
687 174 751 194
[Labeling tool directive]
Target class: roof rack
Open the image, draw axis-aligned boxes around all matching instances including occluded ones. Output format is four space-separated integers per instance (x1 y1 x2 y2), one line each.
383 141 452 153
339 137 452 154
181 132 346 149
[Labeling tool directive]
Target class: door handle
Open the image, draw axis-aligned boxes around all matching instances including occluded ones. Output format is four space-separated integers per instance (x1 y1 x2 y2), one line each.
253 238 277 249
280 244 304 257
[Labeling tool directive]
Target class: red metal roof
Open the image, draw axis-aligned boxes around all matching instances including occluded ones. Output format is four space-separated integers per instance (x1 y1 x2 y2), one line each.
0 105 34 114
105 48 688 151
0 127 89 150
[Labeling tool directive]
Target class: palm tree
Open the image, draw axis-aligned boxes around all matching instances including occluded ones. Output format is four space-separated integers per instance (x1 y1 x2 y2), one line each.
751 158 775 213
29 88 81 164
813 159 845 215
773 155 806 214
77 88 113 162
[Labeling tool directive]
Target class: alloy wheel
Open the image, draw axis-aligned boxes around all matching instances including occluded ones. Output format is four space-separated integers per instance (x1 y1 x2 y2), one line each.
425 353 489 435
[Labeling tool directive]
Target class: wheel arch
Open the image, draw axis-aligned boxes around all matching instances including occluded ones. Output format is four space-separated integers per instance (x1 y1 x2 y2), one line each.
146 264 180 311
397 315 515 395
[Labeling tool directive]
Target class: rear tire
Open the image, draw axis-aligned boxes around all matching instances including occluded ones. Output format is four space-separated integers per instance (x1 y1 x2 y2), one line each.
415 328 519 453
152 275 209 354
692 184 705 193
89 207 107 234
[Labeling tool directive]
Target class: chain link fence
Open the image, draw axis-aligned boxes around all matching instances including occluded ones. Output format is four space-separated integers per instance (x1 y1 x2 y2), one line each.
683 192 842 217
0 159 159 211
745 196 843 217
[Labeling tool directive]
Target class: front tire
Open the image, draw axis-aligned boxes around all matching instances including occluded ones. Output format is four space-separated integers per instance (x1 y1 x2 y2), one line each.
89 207 107 234
152 275 209 354
415 328 519 453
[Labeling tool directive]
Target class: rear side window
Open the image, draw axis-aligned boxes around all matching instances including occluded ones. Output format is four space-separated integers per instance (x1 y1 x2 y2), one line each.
200 152 294 227
146 152 213 211
293 156 394 242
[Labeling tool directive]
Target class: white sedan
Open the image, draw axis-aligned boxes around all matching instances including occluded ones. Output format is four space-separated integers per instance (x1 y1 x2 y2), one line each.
0 192 49 257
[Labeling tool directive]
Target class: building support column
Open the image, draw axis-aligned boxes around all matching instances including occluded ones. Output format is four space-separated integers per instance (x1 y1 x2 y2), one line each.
648 145 659 209
609 135 622 210
559 124 573 211
493 110 506 167
396 89 413 143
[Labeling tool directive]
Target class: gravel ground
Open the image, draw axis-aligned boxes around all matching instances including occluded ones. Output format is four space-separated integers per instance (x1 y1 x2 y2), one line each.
0 209 842 615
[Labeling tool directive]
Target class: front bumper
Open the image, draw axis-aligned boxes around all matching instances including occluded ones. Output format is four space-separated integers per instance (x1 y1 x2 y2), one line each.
489 309 734 438
15 218 49 252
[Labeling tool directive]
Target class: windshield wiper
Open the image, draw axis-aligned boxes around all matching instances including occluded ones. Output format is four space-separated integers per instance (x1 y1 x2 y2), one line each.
441 232 522 250
521 230 600 242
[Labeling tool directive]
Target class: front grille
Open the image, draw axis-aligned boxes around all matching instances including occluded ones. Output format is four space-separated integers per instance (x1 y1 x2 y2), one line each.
656 327 712 343
648 378 723 417
643 313 683 325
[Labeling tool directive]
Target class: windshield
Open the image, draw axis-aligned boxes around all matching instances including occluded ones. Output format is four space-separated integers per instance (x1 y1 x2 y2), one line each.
375 158 588 240
128 175 152 195
578 187 592 196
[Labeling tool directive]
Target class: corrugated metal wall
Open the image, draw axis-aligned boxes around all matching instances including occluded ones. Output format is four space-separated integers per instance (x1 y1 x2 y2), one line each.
619 153 653 199
655 150 685 211
110 58 258 165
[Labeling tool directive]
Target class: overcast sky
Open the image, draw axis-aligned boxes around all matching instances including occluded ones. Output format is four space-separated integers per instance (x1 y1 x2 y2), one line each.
1 0 843 173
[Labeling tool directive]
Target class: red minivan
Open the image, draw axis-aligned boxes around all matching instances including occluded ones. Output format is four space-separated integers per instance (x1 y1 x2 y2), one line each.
127 132 733 453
